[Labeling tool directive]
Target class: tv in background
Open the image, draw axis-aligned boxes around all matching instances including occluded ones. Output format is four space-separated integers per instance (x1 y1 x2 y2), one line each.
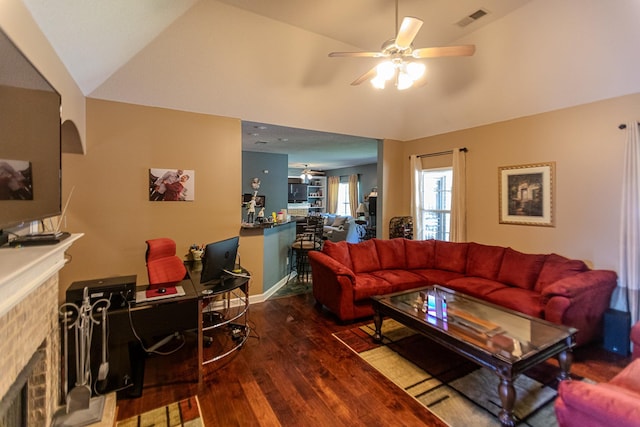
0 28 62 244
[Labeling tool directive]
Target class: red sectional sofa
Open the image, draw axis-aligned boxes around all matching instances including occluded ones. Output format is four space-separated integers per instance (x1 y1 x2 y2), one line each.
308 238 618 346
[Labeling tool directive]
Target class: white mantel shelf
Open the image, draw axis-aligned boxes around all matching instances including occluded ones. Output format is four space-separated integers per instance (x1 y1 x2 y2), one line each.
0 233 82 318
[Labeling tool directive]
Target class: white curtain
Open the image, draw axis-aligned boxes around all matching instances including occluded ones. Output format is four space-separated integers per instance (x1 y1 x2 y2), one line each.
450 148 467 242
620 121 640 327
327 176 339 214
410 155 424 240
348 174 358 217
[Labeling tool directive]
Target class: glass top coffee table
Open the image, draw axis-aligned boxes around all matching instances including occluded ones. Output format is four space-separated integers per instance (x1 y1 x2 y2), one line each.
371 285 577 427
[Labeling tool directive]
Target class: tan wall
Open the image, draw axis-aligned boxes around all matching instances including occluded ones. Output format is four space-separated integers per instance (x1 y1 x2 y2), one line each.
59 93 640 301
58 99 253 299
380 139 406 239
383 93 640 271
0 0 86 151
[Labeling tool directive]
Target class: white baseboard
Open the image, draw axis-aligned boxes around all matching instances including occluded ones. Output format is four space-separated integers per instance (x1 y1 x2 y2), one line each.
202 272 297 311
250 272 297 304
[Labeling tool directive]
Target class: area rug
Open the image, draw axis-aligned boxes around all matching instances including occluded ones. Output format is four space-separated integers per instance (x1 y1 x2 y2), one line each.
117 395 204 427
269 275 312 299
334 320 567 427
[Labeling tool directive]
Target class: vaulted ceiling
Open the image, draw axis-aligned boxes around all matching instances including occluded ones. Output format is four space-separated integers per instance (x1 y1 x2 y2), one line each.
22 0 640 168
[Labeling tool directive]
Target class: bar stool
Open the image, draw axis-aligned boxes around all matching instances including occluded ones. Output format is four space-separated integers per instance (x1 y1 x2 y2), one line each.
291 216 324 281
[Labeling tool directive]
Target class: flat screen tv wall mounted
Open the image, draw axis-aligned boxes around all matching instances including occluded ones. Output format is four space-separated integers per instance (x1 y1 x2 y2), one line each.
288 183 308 203
0 28 62 245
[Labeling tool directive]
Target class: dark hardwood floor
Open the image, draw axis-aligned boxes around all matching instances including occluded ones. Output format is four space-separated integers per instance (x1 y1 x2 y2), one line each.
115 290 631 426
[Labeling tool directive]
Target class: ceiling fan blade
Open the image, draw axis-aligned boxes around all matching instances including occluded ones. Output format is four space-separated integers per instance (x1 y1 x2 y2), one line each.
329 51 384 58
395 17 423 49
412 45 476 58
351 66 377 86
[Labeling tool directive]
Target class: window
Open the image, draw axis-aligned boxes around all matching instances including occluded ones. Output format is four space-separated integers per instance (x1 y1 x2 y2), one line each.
336 182 350 216
421 168 452 241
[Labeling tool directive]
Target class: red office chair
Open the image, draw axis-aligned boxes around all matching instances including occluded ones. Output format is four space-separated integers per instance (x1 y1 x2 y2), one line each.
145 238 187 284
142 238 189 353
145 237 213 352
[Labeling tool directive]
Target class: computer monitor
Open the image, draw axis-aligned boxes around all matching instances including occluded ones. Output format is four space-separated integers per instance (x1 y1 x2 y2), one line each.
200 236 239 284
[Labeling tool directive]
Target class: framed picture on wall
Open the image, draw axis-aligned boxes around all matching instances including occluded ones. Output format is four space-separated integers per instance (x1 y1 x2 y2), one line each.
149 168 195 201
499 162 555 226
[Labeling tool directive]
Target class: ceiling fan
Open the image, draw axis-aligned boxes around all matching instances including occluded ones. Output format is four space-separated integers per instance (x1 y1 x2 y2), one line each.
328 1 476 90
300 165 321 181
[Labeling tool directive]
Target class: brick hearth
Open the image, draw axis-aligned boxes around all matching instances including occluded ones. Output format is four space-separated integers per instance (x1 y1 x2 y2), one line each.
0 235 80 425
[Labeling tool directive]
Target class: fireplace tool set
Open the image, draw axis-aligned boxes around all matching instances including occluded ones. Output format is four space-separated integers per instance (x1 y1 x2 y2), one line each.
53 287 110 427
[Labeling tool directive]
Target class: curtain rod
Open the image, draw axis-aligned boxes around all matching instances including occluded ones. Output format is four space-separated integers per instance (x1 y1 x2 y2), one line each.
619 122 639 129
417 147 468 158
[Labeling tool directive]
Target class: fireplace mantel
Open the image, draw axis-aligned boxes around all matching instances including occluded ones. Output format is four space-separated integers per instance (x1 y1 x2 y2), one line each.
0 233 82 424
0 233 82 318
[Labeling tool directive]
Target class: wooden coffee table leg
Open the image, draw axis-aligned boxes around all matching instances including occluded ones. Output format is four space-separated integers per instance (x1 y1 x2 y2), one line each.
557 350 573 381
497 377 516 427
373 311 383 342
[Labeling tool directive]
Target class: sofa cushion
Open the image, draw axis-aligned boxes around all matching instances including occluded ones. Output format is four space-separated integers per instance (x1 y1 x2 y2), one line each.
324 214 336 226
374 238 407 270
353 273 393 302
498 247 545 290
371 269 425 289
434 241 468 273
484 287 544 318
445 277 506 299
534 253 589 292
331 216 347 228
404 239 435 269
322 240 353 271
465 242 506 281
348 239 381 273
411 269 465 285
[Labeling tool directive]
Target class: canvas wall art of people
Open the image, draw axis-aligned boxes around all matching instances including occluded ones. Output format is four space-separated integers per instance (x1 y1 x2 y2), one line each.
149 168 195 201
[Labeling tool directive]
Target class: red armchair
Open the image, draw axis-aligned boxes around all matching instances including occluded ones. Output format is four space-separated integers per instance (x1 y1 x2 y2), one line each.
632 321 640 360
555 359 640 427
555 322 640 427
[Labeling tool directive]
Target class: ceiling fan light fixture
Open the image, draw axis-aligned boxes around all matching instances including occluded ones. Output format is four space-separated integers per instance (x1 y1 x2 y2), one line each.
300 165 313 181
370 75 386 89
376 61 395 81
397 71 413 90
406 61 426 80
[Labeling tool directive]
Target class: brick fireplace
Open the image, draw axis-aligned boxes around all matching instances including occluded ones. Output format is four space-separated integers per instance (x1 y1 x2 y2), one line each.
0 235 80 426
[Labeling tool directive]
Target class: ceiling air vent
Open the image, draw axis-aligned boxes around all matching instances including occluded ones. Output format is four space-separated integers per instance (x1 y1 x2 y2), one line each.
255 140 268 145
456 8 489 28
